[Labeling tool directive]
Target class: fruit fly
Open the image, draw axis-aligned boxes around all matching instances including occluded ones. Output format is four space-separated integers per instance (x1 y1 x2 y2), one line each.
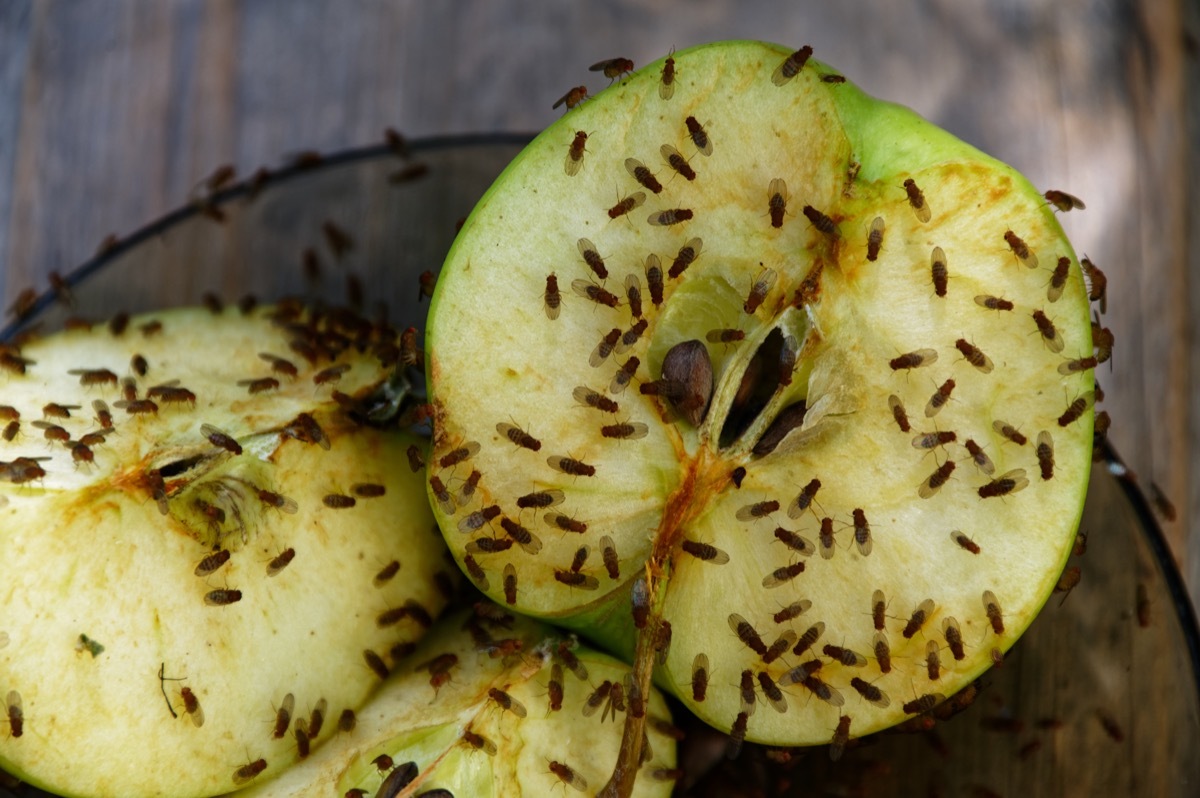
925 640 942 680
625 157 663 194
772 45 813 85
645 255 665 305
993 420 1027 446
874 632 892 673
955 338 993 373
889 394 912 432
775 599 811 624
438 441 480 470
6 690 23 738
180 686 205 727
974 294 1014 311
544 273 561 320
978 469 1029 499
912 430 956 450
924 379 955 417
773 527 815 555
597 535 620 579
802 204 837 237
763 561 805 587
793 622 826 657
918 460 955 498
497 421 541 452
552 85 588 110
1044 189 1085 212
951 530 981 554
554 569 599 590
727 711 749 759
590 56 634 81
576 238 608 280
487 687 527 718
1058 355 1098 375
462 554 488 589
766 178 789 228
571 279 620 309
824 643 867 667
322 493 356 509
194 549 231 577
549 760 588 792
903 178 932 222
258 489 299 514
624 273 644 319
564 131 588 176
866 216 885 261
777 334 798 387
271 693 294 739
1004 230 1038 268
852 508 872 556
616 319 648 353
962 438 995 475
660 48 676 99
1036 431 1055 480
982 590 1005 633
503 563 518 605
903 598 935 639
1080 256 1108 311
1047 256 1070 302
607 191 646 220
232 758 267 786
660 143 697 181
850 677 889 708
890 348 937 371
204 589 242 606
461 729 497 755
930 247 948 297
685 116 713 156
737 499 780 522
1032 309 1065 352
744 267 778 314
238 377 279 394
610 356 640 394
728 613 769 656
70 367 118 387
201 423 242 455
648 207 694 226
902 693 944 715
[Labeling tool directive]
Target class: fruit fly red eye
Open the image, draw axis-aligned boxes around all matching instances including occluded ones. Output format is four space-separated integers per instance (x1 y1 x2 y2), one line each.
744 267 778 315
564 131 588 177
438 441 480 470
6 690 23 738
461 554 488 589
273 693 295 739
204 589 243 606
257 489 299 514
1080 256 1108 311
496 421 542 452
974 294 1014 311
951 530 981 554
772 45 813 86
643 255 665 307
963 438 994 475
766 179 789 229
351 483 386 498
180 687 204 727
851 509 872 556
728 613 768 656
1044 189 1086 212
589 328 621 368
737 499 780 522
232 758 267 786
625 157 663 194
1047 256 1070 303
912 430 957 450
918 459 955 499
549 760 588 792
2 420 17 441
194 549 231 577
793 622 826 657
903 178 932 223
925 379 955 418
873 632 892 673
267 547 296 576
201 423 243 455
866 216 886 261
1035 431 1055 480
902 598 935 639
1004 230 1038 268
684 115 713 156
762 561 805 587
889 348 937 371
1027 309 1068 356
955 338 994 373
548 455 596 477
982 590 1005 633
69 368 118 387
818 517 837 559
502 563 518 605
599 535 620 579
543 273 562 320
802 204 838 238
888 394 912 432
238 377 279 394
978 468 1029 499
590 57 634 81
576 238 608 280
607 191 646 220
648 207 694 227
681 538 730 564
930 247 948 297
571 279 621 309
659 143 697 181
850 677 890 709
461 729 497 755
322 493 356 509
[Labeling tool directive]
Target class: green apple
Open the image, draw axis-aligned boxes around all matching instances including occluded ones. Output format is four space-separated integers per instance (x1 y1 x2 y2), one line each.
228 603 678 798
425 38 1096 783
0 306 451 797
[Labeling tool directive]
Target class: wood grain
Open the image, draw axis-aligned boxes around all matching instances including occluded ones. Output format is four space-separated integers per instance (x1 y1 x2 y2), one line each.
0 0 1194 605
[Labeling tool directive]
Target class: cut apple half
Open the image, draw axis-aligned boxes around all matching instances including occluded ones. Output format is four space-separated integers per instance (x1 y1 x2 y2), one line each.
426 39 1095 790
0 305 451 798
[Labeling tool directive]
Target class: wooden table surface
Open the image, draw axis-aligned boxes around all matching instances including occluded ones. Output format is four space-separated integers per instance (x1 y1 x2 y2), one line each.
1 0 1197 610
